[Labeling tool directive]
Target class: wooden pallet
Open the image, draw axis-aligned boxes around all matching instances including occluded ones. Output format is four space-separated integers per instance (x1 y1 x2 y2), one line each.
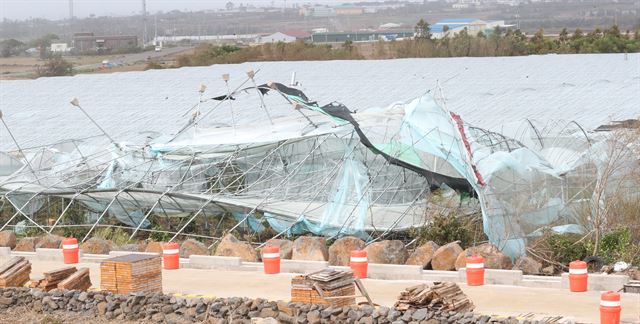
0 256 31 288
100 254 162 294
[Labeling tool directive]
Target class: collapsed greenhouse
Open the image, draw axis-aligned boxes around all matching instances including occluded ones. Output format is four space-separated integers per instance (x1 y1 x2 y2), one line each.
0 54 638 258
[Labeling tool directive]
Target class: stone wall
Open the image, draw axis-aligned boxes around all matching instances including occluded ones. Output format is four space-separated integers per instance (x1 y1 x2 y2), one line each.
0 287 538 324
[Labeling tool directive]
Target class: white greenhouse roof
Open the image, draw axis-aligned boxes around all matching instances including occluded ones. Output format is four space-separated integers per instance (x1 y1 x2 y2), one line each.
1 53 638 150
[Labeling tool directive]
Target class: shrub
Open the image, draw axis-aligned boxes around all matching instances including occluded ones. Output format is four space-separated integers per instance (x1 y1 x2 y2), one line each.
93 226 130 246
542 233 590 265
413 212 485 248
145 61 166 70
587 227 640 265
36 56 73 77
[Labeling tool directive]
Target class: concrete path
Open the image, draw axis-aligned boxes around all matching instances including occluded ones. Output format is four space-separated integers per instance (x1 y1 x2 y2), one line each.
24 260 640 323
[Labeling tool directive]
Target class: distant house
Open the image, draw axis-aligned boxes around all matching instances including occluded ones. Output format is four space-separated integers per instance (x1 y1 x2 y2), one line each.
430 19 508 39
50 43 70 53
299 5 336 17
72 33 138 52
258 31 311 44
335 5 364 15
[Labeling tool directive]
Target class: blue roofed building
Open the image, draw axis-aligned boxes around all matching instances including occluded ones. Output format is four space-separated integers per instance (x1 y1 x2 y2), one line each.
431 18 509 39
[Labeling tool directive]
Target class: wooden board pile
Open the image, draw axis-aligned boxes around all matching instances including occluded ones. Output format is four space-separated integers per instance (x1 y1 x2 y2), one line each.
58 268 91 291
395 282 474 312
0 256 31 288
100 254 162 294
291 269 355 307
29 266 78 291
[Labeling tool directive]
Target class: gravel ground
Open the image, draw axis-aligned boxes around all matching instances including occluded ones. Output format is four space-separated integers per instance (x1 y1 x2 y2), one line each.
0 305 133 324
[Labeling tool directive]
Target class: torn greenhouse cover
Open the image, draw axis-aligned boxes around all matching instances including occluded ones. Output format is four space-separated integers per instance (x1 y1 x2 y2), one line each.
0 79 637 259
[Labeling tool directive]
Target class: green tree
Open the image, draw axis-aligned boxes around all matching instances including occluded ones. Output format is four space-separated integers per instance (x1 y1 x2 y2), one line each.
342 39 354 53
0 39 24 57
559 28 569 44
414 18 431 40
572 28 584 41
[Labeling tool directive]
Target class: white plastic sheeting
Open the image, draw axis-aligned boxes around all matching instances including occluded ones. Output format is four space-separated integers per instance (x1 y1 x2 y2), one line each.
1 54 639 150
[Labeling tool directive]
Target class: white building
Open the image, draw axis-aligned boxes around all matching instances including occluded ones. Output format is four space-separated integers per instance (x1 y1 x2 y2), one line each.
258 32 297 44
50 43 70 52
430 19 508 39
299 6 336 17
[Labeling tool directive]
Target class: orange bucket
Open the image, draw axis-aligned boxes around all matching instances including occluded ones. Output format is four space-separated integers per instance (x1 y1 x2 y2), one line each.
162 242 180 270
466 255 485 286
569 260 588 292
600 291 621 324
62 237 79 264
350 250 368 279
262 245 280 274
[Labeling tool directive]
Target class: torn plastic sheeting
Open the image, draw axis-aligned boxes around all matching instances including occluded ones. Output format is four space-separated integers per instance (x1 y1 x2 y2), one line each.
399 95 477 184
232 211 266 233
80 200 150 228
318 157 370 238
474 148 559 182
4 192 45 216
527 224 587 237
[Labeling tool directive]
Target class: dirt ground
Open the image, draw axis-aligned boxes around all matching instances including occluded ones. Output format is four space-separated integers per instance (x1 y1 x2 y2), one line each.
0 47 191 79
0 55 118 79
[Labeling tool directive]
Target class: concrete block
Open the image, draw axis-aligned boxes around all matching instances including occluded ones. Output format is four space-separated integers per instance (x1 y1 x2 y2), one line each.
561 273 630 291
9 251 36 259
422 270 461 283
189 255 242 270
458 268 523 286
36 248 66 262
239 262 264 272
80 253 111 263
368 263 422 280
280 259 328 274
521 275 562 289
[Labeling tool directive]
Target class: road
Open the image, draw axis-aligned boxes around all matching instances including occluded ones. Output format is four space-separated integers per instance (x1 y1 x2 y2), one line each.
74 46 191 71
18 259 640 323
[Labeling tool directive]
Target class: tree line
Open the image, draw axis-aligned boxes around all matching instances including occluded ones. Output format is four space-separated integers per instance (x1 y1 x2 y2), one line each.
169 22 638 69
379 19 639 59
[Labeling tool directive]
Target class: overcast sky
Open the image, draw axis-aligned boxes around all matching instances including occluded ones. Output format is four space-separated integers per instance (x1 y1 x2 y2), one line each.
1 0 406 21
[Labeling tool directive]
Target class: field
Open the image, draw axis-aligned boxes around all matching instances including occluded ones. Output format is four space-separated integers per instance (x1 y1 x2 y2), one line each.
0 46 192 80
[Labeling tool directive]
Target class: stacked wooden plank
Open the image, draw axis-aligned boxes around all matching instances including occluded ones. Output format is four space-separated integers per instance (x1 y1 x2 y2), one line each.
0 256 31 288
291 269 355 307
100 254 162 294
394 282 474 312
58 268 91 291
30 266 77 291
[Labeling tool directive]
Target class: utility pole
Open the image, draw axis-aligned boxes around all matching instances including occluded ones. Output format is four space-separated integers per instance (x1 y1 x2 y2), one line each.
68 0 74 21
154 14 158 46
68 0 74 39
142 0 148 46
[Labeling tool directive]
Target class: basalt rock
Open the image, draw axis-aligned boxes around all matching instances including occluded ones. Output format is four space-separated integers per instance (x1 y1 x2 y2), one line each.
364 240 408 264
292 236 329 262
328 236 365 266
214 234 259 262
